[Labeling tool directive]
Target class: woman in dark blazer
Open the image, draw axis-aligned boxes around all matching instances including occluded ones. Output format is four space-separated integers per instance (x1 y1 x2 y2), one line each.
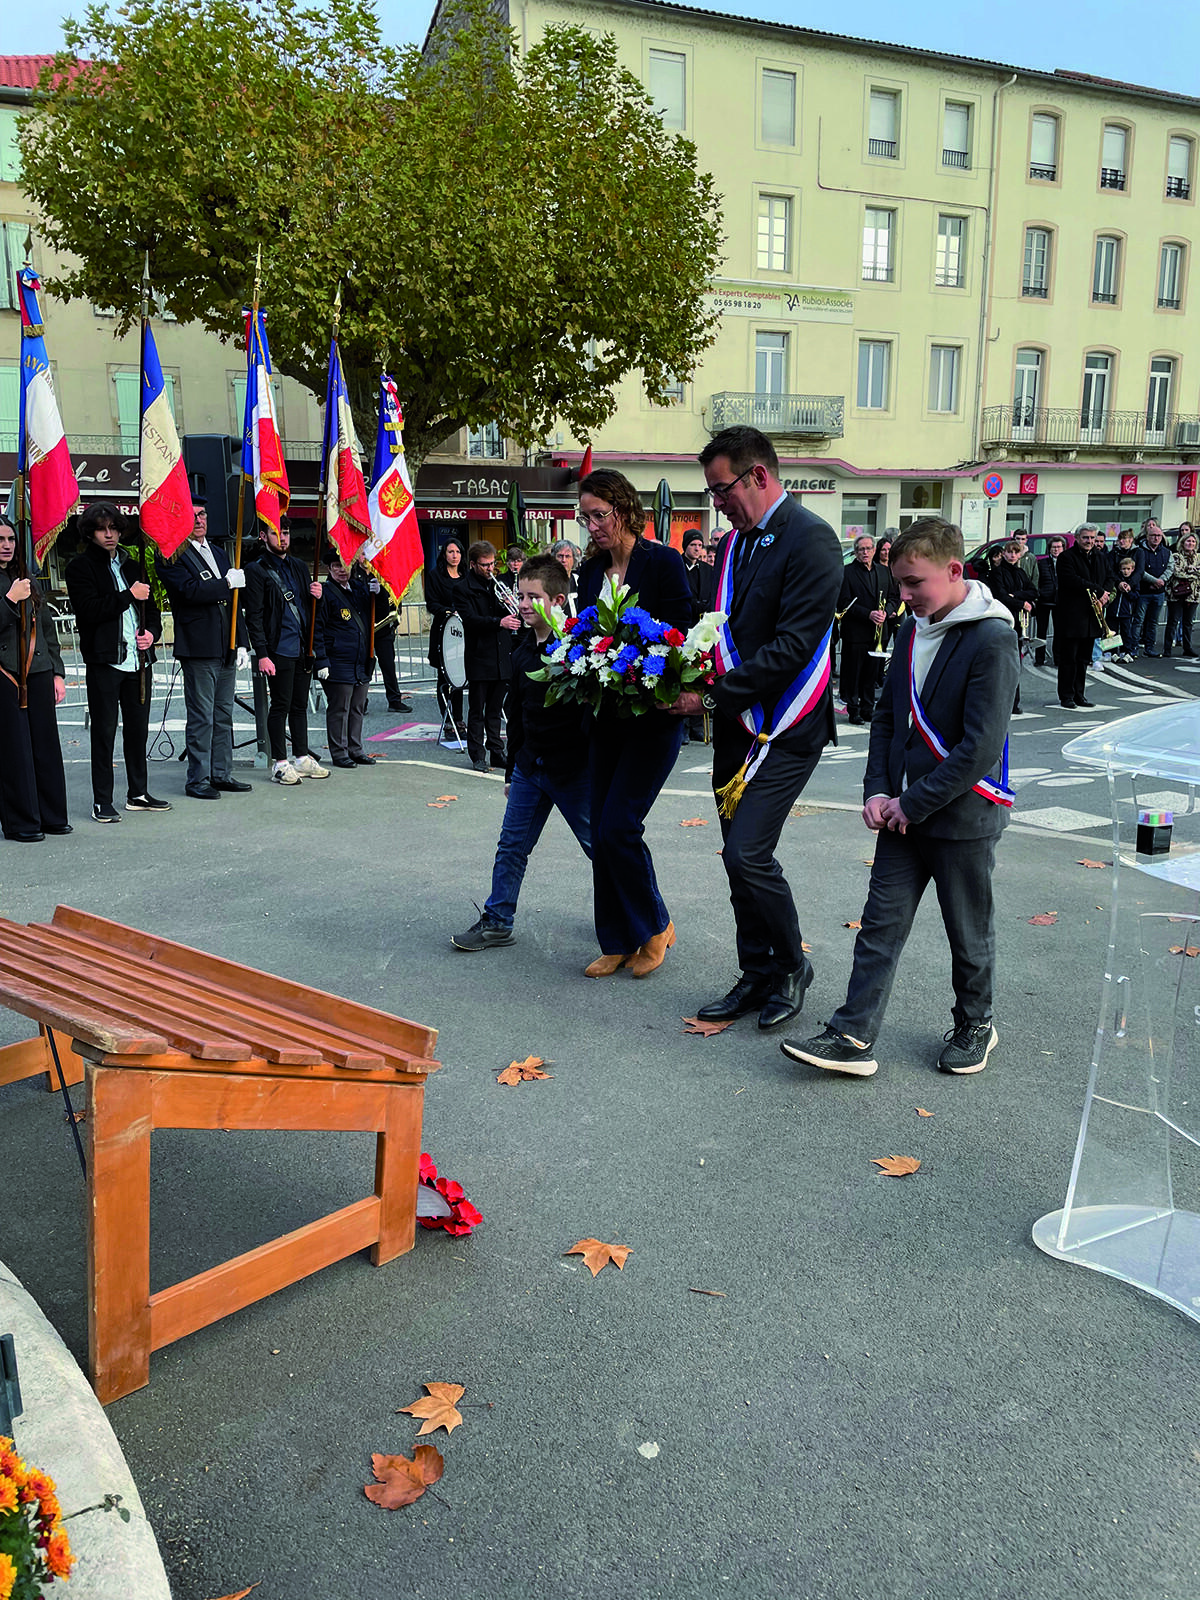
424 537 468 727
0 517 70 841
576 470 694 979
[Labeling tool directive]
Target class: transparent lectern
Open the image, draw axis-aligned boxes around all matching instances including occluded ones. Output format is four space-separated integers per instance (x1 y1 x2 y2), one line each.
1034 703 1200 1321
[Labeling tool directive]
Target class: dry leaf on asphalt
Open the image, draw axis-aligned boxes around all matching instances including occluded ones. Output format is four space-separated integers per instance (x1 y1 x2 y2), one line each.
364 1445 445 1509
205 1586 260 1600
682 1016 734 1037
872 1155 921 1177
398 1382 465 1436
1077 859 1108 869
1028 912 1058 925
1168 945 1200 958
844 920 862 929
680 817 708 827
802 940 813 953
916 1108 934 1118
497 1055 553 1084
435 794 459 803
426 802 448 809
567 1238 631 1276
688 1287 726 1297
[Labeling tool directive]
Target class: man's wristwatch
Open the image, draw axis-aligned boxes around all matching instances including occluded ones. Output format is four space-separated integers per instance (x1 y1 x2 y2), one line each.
700 692 717 713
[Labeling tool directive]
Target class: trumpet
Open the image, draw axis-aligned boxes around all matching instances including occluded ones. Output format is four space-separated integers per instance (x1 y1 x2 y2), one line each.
492 575 520 618
1088 589 1122 653
834 596 856 624
867 618 888 658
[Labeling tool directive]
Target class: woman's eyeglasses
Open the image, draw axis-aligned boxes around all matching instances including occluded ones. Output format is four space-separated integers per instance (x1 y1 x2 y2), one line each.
576 508 615 530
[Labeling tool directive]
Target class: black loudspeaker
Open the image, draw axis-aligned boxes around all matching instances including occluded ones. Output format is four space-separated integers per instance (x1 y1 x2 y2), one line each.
182 434 239 546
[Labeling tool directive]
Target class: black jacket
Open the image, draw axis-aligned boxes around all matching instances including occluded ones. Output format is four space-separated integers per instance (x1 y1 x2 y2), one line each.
866 613 1018 840
314 574 374 684
708 497 844 772
0 571 64 678
984 559 1038 623
505 628 590 783
577 537 694 634
837 560 897 643
65 540 161 666
245 549 316 660
160 537 246 658
685 558 716 622
1055 545 1111 639
459 570 516 682
1037 557 1058 606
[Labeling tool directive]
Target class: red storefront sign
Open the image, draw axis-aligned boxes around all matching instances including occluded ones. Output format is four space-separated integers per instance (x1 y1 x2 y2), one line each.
1179 471 1198 499
415 506 575 522
1120 473 1139 496
1019 472 1038 495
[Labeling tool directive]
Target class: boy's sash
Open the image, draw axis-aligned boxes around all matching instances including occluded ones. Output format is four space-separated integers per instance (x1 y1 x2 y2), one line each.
908 631 1014 807
712 528 832 819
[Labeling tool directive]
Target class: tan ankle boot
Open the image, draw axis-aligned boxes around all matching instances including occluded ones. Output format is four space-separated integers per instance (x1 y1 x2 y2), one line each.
584 952 632 978
627 921 676 979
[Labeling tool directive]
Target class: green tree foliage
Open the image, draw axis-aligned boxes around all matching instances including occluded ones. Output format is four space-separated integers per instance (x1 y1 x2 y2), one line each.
20 0 724 466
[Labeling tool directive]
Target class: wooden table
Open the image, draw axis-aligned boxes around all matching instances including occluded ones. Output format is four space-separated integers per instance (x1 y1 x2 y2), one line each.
0 906 440 1404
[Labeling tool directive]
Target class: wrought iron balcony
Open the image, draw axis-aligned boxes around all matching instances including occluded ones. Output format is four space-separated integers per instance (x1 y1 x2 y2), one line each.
1022 283 1049 298
982 405 1200 451
1029 162 1057 181
710 392 844 439
942 148 970 169
868 137 897 159
1100 167 1126 190
1167 177 1190 199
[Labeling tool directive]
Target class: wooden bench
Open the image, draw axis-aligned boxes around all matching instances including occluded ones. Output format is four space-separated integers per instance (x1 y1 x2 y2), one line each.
0 905 441 1405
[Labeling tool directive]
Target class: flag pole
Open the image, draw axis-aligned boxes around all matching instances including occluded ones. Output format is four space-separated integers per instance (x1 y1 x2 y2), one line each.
308 283 341 660
230 243 261 653
136 253 152 706
14 229 35 710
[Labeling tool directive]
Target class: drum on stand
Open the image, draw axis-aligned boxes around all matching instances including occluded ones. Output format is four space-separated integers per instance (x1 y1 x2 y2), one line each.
440 612 467 689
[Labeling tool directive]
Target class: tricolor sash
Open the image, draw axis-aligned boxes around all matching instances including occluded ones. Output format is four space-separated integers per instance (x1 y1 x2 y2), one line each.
908 633 1014 807
712 528 832 818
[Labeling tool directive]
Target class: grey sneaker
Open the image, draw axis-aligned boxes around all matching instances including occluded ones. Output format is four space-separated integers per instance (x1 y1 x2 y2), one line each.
780 1025 878 1077
937 1022 998 1075
451 916 515 952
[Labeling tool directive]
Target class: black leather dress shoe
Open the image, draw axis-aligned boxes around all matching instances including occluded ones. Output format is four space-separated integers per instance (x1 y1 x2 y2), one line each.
388 699 414 713
184 781 221 799
212 778 252 793
332 756 358 769
5 830 45 843
351 753 377 765
696 976 771 1023
44 824 73 835
758 957 815 1030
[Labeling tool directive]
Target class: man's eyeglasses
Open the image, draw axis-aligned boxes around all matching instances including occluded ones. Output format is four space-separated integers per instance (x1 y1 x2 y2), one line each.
705 465 755 504
576 508 614 530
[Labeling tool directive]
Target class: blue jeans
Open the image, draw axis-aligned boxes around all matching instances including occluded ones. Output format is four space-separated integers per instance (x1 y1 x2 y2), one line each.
1134 591 1165 652
484 762 592 928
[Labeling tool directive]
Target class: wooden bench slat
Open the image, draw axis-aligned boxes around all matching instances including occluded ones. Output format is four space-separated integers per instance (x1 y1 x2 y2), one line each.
0 971 168 1056
50 906 439 1062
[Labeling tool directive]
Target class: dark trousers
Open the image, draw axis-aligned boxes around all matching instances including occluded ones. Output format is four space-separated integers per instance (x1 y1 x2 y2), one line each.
265 656 313 763
590 710 684 953
839 634 876 715
324 680 369 759
1034 603 1055 666
180 656 235 786
0 670 68 835
85 662 150 804
714 723 821 983
1165 600 1196 655
1056 637 1092 705
831 829 998 1042
467 678 506 764
375 626 404 706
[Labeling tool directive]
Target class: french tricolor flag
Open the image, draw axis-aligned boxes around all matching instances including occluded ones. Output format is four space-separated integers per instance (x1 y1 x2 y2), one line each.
17 268 80 566
242 308 289 535
139 323 193 558
320 335 369 569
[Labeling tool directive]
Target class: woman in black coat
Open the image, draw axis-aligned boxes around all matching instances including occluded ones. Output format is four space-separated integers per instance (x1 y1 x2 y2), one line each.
0 518 70 841
424 537 467 728
576 470 694 979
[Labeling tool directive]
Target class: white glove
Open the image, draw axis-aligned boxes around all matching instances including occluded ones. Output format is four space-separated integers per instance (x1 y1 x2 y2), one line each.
225 568 246 590
368 577 381 594
236 647 251 671
317 667 330 680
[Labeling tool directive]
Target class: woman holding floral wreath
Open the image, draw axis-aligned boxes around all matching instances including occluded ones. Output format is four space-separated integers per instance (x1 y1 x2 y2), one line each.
575 469 694 978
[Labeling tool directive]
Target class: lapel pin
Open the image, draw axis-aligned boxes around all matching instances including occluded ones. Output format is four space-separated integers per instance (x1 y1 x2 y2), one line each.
760 534 774 547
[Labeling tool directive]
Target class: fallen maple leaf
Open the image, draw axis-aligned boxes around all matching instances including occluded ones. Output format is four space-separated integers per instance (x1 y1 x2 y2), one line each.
916 1108 934 1118
680 817 708 827
567 1238 631 1276
435 794 459 803
1077 859 1108 869
844 920 862 929
398 1382 465 1436
426 802 448 809
204 1587 260 1600
496 1055 552 1084
872 1155 921 1177
1028 912 1058 925
364 1445 445 1509
682 1016 734 1037
802 940 813 953
1168 945 1200 958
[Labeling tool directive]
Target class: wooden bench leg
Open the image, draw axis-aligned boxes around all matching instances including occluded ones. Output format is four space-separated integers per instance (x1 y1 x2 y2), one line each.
0 1027 80 1090
87 1065 153 1405
371 1084 424 1266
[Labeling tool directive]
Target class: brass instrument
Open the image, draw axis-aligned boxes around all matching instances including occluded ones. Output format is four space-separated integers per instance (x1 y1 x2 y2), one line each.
867 618 888 658
834 596 856 624
1088 588 1122 653
492 574 520 618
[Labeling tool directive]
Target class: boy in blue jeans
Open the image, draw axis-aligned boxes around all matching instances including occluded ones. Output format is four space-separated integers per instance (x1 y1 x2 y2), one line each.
783 518 1018 1077
452 555 592 950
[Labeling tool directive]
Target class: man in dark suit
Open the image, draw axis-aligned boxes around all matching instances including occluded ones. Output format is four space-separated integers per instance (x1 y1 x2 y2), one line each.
672 425 843 1031
1054 524 1110 708
783 517 1019 1079
837 534 895 724
158 498 252 799
459 540 519 772
683 531 716 620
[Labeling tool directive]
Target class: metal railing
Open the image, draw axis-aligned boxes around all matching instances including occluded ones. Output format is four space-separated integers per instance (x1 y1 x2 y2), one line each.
1022 283 1049 298
982 406 1200 451
868 137 897 158
709 392 844 438
1029 162 1057 181
1100 167 1126 189
1167 177 1191 199
942 148 970 169
861 265 894 282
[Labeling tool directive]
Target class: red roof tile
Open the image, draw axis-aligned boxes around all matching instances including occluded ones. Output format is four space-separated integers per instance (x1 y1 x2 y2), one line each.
0 55 86 91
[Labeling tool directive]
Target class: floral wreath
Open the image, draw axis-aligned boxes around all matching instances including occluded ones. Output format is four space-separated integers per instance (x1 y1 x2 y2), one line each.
418 1154 483 1236
0 1437 73 1600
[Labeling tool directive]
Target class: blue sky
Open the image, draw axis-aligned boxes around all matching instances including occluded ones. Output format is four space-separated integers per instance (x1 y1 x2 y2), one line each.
6 0 1199 99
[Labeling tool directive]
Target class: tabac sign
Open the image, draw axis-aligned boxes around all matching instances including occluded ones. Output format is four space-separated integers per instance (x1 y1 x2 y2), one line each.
705 280 855 324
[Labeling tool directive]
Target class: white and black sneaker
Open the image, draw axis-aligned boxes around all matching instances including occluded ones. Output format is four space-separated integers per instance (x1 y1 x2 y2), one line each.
780 1026 878 1077
126 793 172 812
937 1022 998 1075
91 802 120 823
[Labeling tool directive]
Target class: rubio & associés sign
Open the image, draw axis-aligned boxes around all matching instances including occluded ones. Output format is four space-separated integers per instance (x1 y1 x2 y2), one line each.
705 280 854 325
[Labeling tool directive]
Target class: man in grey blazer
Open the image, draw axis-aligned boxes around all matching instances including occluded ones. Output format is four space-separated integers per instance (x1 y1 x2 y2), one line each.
673 426 843 1031
783 517 1019 1078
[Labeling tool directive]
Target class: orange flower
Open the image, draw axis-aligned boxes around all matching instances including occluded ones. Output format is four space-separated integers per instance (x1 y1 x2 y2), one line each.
0 1551 15 1600
0 1441 24 1483
46 1527 74 1579
0 1475 16 1513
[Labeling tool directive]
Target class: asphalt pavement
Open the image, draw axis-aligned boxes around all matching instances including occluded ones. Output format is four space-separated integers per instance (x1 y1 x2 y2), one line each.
4 660 1200 1600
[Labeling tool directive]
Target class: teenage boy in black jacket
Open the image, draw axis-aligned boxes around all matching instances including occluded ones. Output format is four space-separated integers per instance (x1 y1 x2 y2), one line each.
245 519 329 785
314 551 377 768
452 554 591 951
65 502 170 821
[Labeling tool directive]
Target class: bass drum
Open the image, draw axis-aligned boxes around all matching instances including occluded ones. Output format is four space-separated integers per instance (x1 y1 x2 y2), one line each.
439 611 468 689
